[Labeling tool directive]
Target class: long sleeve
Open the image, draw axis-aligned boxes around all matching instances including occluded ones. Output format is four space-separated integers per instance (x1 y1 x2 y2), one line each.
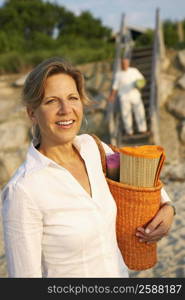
134 68 145 80
1 182 43 277
161 187 171 204
112 72 120 90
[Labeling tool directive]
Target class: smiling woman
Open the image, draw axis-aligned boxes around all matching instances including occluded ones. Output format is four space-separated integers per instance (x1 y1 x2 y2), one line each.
1 56 175 278
27 73 84 148
22 57 90 144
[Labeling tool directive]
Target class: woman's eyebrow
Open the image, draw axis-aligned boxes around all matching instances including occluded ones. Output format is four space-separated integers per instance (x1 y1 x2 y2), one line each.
44 96 59 100
44 93 79 100
68 93 79 96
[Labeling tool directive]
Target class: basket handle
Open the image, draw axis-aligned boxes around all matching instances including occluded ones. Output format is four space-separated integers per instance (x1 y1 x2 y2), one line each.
91 134 119 175
90 134 107 175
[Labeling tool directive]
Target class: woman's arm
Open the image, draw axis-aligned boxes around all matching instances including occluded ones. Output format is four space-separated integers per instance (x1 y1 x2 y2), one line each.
1 182 43 277
136 189 175 244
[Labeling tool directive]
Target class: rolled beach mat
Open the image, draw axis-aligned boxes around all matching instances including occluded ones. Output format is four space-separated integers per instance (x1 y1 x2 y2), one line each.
138 145 166 187
119 145 165 187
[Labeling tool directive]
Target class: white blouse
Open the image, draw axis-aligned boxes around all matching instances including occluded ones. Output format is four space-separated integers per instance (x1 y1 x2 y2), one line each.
112 67 144 97
1 134 170 278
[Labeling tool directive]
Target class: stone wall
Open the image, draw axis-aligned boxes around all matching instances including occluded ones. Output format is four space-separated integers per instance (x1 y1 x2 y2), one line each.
0 62 113 189
1 52 185 189
0 75 31 188
159 49 185 167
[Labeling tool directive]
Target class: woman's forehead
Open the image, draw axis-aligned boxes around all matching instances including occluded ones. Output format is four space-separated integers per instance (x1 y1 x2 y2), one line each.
41 76 81 102
45 73 78 92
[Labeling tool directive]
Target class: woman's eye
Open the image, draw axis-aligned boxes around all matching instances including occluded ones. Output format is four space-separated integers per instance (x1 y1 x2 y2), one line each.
46 99 57 104
70 97 79 101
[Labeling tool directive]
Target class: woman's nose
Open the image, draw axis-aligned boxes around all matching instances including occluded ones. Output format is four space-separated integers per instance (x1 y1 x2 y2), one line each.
58 99 72 114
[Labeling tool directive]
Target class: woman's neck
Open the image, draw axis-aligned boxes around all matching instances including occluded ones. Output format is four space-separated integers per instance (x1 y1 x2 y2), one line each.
38 141 79 165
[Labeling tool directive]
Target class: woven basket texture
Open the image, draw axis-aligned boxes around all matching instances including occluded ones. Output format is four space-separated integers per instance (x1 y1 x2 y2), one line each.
91 134 163 270
107 178 162 270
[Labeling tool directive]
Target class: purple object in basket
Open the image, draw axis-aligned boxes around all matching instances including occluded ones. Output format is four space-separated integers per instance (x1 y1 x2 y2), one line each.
106 152 120 181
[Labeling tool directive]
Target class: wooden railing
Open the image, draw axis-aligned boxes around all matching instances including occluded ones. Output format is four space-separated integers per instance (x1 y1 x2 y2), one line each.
108 13 126 144
109 13 134 144
149 8 166 144
109 8 166 145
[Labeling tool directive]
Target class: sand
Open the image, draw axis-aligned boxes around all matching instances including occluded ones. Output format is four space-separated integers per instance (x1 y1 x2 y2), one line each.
129 181 185 278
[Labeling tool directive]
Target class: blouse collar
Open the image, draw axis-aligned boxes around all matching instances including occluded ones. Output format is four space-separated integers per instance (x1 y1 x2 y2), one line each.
24 135 86 175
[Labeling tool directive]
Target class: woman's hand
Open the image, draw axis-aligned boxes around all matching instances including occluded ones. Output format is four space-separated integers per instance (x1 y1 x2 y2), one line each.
135 203 175 244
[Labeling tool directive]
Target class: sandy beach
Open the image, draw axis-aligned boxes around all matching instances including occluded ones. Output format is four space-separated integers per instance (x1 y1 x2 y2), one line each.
0 180 185 278
129 181 185 278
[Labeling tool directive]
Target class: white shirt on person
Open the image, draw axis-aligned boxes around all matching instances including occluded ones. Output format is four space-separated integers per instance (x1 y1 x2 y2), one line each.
1 134 171 278
112 67 144 98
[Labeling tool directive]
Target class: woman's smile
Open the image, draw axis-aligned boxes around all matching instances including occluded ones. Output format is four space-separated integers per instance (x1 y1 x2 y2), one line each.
55 119 75 129
32 73 83 146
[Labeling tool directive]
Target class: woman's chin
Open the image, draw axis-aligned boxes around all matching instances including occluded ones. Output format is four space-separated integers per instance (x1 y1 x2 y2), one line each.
54 130 79 145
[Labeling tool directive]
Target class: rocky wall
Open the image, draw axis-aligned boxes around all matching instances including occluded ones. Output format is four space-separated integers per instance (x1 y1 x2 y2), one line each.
1 53 185 189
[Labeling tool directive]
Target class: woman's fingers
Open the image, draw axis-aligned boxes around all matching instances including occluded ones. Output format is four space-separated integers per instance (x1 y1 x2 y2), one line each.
136 227 145 233
135 204 174 243
136 222 169 243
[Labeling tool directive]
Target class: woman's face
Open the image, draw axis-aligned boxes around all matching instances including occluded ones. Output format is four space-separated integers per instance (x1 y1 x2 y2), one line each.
30 73 83 147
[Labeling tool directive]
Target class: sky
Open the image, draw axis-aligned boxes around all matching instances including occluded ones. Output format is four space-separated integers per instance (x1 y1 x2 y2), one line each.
48 0 185 32
0 0 185 32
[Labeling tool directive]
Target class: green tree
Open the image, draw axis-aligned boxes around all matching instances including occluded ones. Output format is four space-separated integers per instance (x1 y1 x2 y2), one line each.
0 0 112 52
0 0 114 72
0 0 62 37
58 10 111 40
134 29 154 48
163 20 178 48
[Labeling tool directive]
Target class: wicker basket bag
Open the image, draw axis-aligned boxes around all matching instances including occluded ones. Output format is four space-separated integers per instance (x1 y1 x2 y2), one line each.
91 134 163 270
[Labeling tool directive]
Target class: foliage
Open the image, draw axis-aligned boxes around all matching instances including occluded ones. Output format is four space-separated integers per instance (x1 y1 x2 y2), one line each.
134 29 154 48
1 0 184 73
163 20 179 48
58 11 111 40
163 19 185 49
0 51 25 73
134 19 185 50
0 0 114 73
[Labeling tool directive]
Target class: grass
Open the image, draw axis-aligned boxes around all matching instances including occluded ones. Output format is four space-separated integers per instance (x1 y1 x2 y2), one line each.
0 42 115 74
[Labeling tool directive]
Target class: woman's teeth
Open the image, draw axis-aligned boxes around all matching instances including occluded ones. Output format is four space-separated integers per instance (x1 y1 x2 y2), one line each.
56 120 74 125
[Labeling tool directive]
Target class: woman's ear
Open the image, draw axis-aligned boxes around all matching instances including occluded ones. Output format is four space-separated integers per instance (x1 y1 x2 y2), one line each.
27 107 37 123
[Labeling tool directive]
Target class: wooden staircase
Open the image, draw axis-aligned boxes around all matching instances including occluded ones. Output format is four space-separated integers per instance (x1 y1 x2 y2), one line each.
114 46 153 146
131 46 153 134
110 9 164 147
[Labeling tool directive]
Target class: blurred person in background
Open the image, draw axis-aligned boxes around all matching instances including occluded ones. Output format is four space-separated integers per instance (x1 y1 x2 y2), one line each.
108 58 147 136
1 57 175 278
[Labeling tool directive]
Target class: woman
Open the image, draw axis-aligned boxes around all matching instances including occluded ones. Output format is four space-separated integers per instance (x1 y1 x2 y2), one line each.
1 57 175 278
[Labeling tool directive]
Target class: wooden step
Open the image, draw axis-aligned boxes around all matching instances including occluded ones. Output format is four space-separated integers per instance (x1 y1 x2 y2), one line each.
132 47 153 53
136 70 151 76
132 62 152 69
132 58 152 64
132 57 152 62
132 52 153 59
120 131 152 145
132 64 152 70
142 94 151 100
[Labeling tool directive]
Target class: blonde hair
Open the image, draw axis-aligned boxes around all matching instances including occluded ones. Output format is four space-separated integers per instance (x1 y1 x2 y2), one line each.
22 57 90 108
22 57 91 143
